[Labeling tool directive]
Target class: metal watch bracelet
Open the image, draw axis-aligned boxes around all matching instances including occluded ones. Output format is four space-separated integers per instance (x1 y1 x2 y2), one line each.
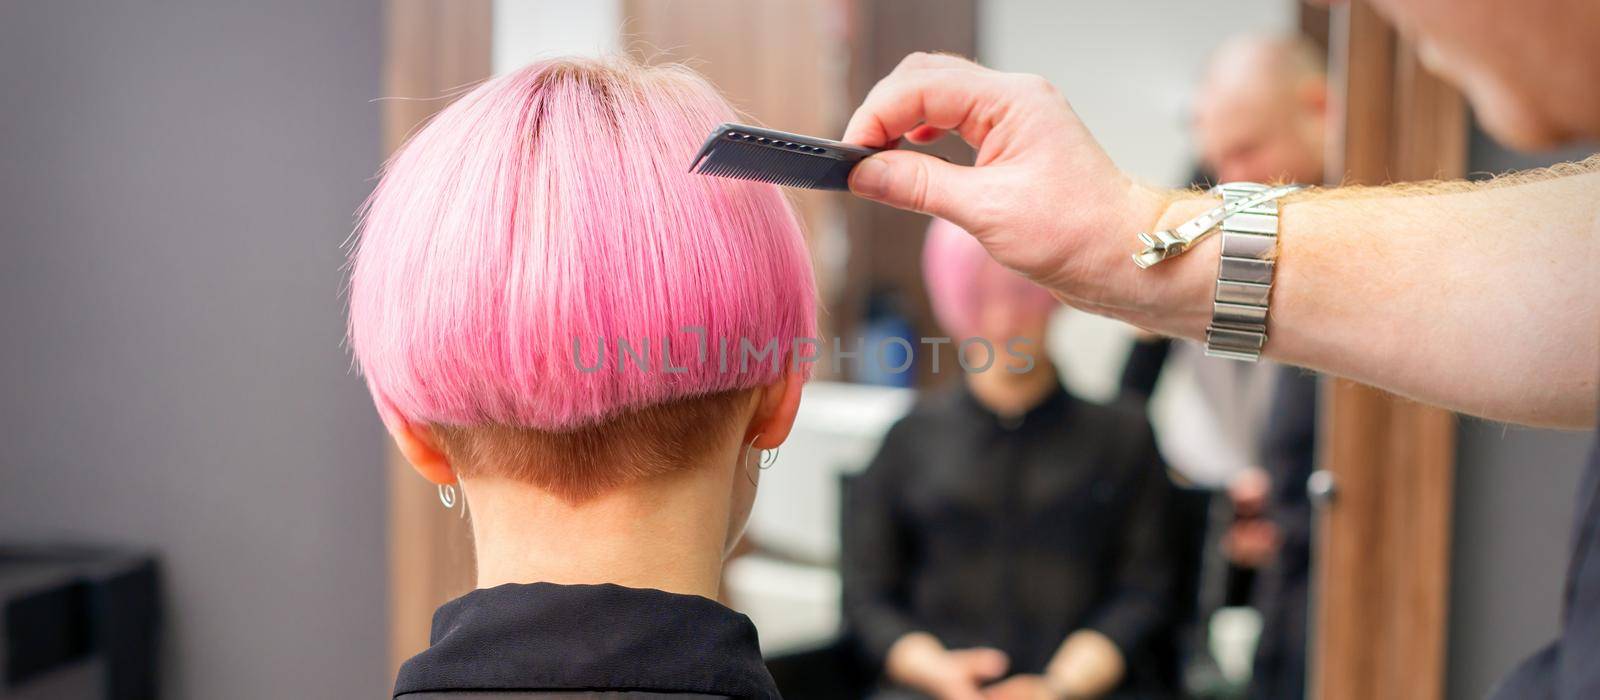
1132 182 1305 361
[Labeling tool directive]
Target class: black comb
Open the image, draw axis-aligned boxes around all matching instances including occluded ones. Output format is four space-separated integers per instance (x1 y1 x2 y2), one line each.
689 122 880 190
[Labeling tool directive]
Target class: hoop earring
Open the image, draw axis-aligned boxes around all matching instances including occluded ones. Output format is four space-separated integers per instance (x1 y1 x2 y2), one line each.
437 482 467 519
743 434 780 486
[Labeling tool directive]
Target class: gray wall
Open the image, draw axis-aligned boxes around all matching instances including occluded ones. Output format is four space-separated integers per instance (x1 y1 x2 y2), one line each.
1445 132 1598 698
0 1 388 698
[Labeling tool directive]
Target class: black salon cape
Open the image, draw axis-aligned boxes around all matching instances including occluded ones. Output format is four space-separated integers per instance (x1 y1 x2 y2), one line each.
393 582 779 699
840 383 1174 690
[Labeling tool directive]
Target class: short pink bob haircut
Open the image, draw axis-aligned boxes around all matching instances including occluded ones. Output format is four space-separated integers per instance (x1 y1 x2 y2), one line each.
348 57 816 496
922 217 1057 339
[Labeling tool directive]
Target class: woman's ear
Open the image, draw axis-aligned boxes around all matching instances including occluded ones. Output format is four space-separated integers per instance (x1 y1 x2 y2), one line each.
749 371 805 451
388 420 457 485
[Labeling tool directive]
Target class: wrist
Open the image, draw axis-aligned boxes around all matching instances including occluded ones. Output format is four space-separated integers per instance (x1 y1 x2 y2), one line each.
1107 189 1219 339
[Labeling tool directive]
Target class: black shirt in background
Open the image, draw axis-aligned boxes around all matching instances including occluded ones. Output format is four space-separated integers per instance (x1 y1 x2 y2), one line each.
840 383 1174 688
393 582 779 699
1118 337 1171 402
1494 380 1600 699
1560 429 1600 697
1247 367 1318 700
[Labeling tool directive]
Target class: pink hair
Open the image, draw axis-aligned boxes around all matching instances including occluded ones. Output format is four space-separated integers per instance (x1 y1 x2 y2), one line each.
348 58 816 433
922 217 1057 339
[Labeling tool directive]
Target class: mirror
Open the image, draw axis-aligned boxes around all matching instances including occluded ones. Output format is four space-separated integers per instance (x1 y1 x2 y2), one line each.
480 2 1319 697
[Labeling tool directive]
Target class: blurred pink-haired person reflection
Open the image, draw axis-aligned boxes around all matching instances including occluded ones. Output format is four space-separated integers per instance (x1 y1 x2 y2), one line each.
348 57 814 698
921 217 1059 375
840 218 1177 700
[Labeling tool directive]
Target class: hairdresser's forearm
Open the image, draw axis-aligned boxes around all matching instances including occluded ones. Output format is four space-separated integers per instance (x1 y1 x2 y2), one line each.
834 53 1595 425
1111 173 1599 429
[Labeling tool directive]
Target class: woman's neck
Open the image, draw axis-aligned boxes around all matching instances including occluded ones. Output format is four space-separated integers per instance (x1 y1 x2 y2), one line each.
461 453 737 600
966 356 1061 417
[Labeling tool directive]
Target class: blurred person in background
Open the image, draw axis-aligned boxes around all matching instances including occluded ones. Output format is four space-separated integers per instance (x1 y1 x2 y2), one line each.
1239 369 1319 700
1120 34 1329 698
1194 35 1327 700
841 218 1176 700
1192 35 1327 190
837 0 1598 695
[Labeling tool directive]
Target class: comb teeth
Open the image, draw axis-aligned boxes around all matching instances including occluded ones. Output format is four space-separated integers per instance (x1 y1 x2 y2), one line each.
689 123 878 191
694 139 843 189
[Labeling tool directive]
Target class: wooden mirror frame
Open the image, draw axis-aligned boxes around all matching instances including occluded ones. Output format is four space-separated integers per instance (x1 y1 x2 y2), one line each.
1311 2 1464 698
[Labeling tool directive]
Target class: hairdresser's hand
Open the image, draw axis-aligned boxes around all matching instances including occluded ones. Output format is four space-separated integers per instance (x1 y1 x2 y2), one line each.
887 632 1010 700
844 53 1196 331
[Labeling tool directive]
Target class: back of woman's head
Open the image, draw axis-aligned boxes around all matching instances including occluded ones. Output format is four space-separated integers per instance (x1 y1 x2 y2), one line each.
348 57 816 500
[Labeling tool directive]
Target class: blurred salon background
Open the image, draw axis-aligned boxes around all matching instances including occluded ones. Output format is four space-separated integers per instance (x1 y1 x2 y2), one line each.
1 1 1594 698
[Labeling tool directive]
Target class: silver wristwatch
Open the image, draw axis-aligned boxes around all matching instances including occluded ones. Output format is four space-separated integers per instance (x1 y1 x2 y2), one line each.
1132 182 1304 361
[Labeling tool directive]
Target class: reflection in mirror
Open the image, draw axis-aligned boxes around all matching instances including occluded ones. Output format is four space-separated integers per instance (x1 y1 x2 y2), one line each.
486 1 1319 697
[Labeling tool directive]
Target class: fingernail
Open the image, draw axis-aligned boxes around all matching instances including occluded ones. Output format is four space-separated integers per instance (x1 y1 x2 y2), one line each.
850 157 889 199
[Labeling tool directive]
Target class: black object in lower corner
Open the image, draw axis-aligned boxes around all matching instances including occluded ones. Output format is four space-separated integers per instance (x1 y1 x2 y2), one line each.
0 546 160 700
